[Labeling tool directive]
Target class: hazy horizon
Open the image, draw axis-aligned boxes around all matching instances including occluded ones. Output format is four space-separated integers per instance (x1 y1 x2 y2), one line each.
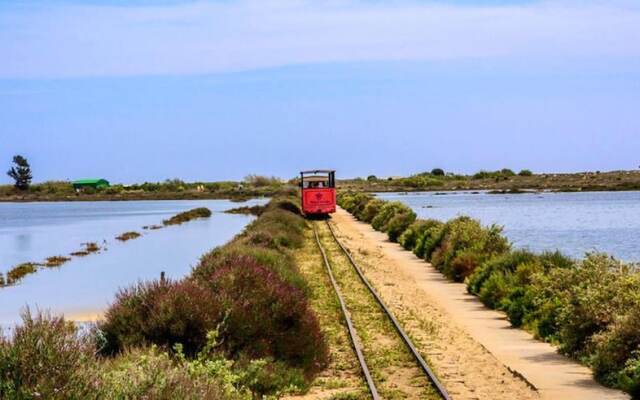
1 0 639 183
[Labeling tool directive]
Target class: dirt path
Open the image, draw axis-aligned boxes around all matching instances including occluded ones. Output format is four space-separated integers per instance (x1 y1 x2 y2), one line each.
330 207 629 400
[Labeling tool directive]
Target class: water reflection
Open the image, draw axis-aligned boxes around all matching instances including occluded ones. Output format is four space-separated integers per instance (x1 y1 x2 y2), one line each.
15 233 32 252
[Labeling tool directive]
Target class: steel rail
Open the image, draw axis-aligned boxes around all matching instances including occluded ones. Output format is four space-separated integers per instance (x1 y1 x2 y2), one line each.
312 223 381 400
325 220 452 400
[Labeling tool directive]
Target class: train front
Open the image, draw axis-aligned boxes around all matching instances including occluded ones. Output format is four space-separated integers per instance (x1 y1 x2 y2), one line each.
300 170 336 216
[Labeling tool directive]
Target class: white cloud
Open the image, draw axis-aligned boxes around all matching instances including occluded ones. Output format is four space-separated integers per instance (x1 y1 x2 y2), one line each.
1 0 639 78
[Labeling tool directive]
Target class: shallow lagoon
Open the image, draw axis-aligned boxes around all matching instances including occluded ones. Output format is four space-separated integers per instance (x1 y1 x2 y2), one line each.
377 190 640 262
0 199 266 324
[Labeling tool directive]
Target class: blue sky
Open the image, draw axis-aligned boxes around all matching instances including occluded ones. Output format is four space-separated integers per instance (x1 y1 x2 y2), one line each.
1 0 639 183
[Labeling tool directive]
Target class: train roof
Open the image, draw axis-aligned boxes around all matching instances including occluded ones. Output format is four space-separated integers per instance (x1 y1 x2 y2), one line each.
303 175 330 182
300 169 335 174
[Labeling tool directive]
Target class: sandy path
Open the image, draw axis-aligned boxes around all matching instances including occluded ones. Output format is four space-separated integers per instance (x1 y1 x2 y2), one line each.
330 207 629 400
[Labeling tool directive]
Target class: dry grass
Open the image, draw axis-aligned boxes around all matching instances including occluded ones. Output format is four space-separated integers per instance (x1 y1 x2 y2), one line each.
70 242 101 257
115 231 141 242
225 205 266 216
44 256 71 267
5 262 41 285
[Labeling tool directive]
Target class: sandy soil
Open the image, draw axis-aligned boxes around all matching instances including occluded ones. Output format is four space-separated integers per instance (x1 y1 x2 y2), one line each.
330 208 629 400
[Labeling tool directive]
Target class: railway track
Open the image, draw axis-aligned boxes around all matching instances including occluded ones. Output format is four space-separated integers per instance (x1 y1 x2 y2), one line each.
313 220 451 400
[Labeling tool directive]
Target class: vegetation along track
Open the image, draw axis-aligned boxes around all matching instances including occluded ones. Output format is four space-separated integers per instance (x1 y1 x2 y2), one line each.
313 220 451 400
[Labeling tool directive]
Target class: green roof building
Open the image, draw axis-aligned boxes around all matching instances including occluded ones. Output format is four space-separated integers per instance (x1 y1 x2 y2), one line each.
72 179 110 190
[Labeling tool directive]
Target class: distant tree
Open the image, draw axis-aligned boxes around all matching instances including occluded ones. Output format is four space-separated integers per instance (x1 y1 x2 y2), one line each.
431 168 445 176
518 169 533 177
7 155 32 190
367 175 377 181
500 168 516 177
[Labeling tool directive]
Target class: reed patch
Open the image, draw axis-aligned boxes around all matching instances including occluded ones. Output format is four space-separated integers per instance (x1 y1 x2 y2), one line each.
163 207 212 226
115 231 141 241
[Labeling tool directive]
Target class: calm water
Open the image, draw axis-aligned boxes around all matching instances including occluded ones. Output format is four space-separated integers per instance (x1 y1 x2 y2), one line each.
0 199 266 325
377 191 640 262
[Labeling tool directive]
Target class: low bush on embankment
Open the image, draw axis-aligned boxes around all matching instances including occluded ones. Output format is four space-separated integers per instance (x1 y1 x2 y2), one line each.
338 191 640 397
163 207 212 226
1 196 328 399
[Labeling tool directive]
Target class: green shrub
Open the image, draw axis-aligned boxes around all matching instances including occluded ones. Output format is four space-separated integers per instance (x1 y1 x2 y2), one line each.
385 210 416 242
93 346 238 400
615 351 640 398
349 193 375 218
518 169 533 176
360 198 385 223
0 310 95 399
591 309 640 390
194 244 308 294
267 196 302 215
472 169 516 180
399 175 445 188
555 254 640 358
431 168 445 176
239 208 307 249
477 271 510 309
467 250 538 296
500 168 516 176
337 192 357 210
163 207 212 226
429 216 510 281
371 201 412 232
413 221 445 259
233 356 306 397
399 220 430 251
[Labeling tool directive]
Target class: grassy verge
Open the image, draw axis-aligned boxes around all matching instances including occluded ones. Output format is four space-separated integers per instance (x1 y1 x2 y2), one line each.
286 226 366 399
338 191 640 398
1 196 329 399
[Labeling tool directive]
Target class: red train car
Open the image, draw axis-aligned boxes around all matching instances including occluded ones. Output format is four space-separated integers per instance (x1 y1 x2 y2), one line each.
300 170 336 216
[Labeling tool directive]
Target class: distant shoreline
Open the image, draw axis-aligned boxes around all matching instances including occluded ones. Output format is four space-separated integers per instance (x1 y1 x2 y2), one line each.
0 192 264 203
339 170 640 194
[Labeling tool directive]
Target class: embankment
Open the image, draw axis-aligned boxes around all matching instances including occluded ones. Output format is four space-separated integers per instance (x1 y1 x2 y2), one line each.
0 197 327 399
